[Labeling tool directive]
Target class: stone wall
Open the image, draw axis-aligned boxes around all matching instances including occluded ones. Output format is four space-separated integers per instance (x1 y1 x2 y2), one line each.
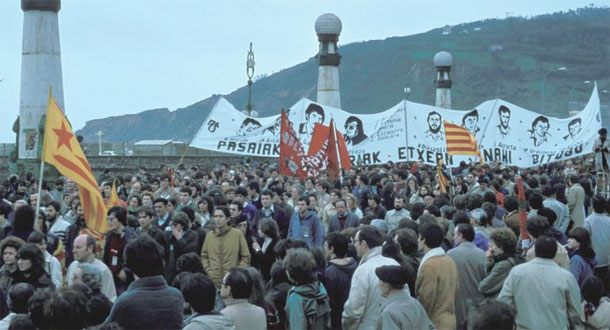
1 155 275 178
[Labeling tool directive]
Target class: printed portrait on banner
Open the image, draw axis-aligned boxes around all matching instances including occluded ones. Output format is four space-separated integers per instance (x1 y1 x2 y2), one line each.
343 116 368 146
462 109 481 138
529 115 551 147
424 111 444 142
496 105 511 138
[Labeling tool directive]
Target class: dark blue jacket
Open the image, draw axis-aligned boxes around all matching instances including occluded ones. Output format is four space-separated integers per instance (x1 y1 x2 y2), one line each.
321 258 358 329
105 275 184 329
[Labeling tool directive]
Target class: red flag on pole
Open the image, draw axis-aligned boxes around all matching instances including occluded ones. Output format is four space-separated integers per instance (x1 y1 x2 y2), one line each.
279 109 308 179
327 119 351 180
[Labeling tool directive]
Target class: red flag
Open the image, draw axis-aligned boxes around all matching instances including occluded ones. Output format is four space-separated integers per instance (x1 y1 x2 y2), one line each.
279 109 308 179
327 119 351 180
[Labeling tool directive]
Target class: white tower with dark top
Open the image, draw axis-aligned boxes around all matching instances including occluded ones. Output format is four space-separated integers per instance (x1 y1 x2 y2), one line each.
434 51 453 109
315 13 342 109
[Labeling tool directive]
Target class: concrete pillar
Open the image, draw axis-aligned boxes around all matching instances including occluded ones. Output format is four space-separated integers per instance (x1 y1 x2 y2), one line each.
315 13 342 109
19 0 64 159
434 51 453 109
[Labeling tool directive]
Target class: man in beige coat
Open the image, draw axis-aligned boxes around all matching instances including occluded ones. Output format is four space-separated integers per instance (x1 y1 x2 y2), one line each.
416 223 458 330
567 174 585 228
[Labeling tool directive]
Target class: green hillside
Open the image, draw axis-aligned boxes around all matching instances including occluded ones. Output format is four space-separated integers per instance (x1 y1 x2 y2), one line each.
76 6 610 142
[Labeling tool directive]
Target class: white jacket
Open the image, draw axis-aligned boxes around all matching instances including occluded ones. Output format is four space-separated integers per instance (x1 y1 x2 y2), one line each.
342 246 403 330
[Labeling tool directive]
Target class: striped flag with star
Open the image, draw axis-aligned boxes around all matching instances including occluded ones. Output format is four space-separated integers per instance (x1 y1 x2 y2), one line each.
42 93 109 233
443 121 483 162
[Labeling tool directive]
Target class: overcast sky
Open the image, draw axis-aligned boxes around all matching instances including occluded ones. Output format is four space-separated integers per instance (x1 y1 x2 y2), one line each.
0 0 600 142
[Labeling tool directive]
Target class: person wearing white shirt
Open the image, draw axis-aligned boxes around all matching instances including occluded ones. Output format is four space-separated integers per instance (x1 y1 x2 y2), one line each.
27 231 62 288
45 201 71 244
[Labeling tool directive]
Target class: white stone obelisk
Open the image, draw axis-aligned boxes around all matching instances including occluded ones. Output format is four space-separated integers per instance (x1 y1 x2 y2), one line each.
434 51 453 109
19 0 64 159
315 13 342 109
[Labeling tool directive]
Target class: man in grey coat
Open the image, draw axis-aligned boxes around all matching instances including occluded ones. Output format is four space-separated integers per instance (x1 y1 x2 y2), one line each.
447 223 486 330
328 199 359 233
567 174 586 228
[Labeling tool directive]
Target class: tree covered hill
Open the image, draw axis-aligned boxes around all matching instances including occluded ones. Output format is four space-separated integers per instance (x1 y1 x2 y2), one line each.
76 6 610 143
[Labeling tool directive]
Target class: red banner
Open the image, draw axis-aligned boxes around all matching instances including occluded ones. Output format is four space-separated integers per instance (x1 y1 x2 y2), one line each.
279 109 309 179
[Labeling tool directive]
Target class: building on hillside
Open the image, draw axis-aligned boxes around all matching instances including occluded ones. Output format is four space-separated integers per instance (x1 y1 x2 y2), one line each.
442 25 452 35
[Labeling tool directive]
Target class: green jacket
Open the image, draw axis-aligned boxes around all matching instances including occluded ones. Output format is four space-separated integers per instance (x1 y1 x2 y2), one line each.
285 281 331 330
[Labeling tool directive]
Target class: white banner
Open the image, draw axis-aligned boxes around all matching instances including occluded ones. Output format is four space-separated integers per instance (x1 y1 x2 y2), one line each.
189 84 602 168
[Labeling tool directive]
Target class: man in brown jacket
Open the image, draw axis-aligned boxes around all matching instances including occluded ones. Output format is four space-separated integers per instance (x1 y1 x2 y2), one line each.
416 223 458 330
200 206 251 287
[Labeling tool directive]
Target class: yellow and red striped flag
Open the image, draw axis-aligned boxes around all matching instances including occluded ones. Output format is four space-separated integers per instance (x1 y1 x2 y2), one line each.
443 121 483 162
42 92 109 233
437 158 450 194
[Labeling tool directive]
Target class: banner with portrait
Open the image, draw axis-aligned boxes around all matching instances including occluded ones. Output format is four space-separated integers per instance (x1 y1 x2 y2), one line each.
189 84 602 168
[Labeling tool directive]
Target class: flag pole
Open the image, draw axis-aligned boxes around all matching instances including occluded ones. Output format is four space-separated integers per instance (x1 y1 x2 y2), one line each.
36 86 53 227
330 117 343 183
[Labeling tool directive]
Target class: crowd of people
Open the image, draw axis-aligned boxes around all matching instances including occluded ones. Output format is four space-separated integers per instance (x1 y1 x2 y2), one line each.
0 147 608 329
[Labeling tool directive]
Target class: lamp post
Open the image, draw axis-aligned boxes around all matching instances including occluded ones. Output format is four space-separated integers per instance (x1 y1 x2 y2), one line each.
246 42 255 116
94 130 104 155
541 66 567 114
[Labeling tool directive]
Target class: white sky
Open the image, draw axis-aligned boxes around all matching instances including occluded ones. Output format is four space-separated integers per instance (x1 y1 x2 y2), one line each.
0 0 599 142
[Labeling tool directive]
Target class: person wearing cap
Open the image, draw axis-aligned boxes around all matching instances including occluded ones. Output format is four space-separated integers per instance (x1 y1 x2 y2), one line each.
375 265 434 330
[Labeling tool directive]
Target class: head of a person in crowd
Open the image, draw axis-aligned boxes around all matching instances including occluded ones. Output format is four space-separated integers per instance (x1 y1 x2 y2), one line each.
316 182 330 196
353 225 383 258
356 174 369 187
198 196 214 215
441 205 457 221
453 223 475 246
221 267 252 300
181 273 217 315
224 187 236 201
489 228 517 257
582 276 605 307
478 176 489 190
137 207 155 230
214 206 231 231
7 282 35 314
528 192 543 211
334 199 348 217
592 194 607 214
329 189 341 205
466 172 476 185
393 196 405 211
307 193 318 210
73 262 104 294
28 288 53 328
567 227 593 252
167 197 177 213
73 235 96 263
423 193 435 207
258 218 279 241
230 215 248 237
12 204 34 232
16 243 45 274
540 185 555 198
375 265 408 298
125 234 164 279
273 238 309 261
171 211 191 232
107 206 127 233
324 232 348 261
153 198 169 218
526 215 551 240
141 192 154 208
467 298 516 330
247 181 261 198
453 194 467 211
176 253 206 275
567 174 579 187
26 231 48 255
537 207 558 227
394 228 418 256
367 194 380 209
297 196 310 216
45 201 61 223
234 187 248 204
534 235 558 259
418 223 444 253
28 193 38 208
44 288 88 330
469 208 487 228
503 196 518 213
418 185 429 197
128 195 141 210
1 237 25 267
260 190 273 209
283 248 318 286
229 201 243 219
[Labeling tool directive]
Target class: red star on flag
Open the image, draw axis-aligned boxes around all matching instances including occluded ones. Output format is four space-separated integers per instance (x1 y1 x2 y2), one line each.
53 121 73 152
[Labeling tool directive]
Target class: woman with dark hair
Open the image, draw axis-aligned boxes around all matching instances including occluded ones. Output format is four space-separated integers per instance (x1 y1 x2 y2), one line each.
127 195 142 216
283 248 330 329
252 218 279 281
555 183 569 205
582 276 610 328
478 228 523 298
0 236 25 292
197 196 215 233
7 206 35 242
567 227 597 287
12 243 54 290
